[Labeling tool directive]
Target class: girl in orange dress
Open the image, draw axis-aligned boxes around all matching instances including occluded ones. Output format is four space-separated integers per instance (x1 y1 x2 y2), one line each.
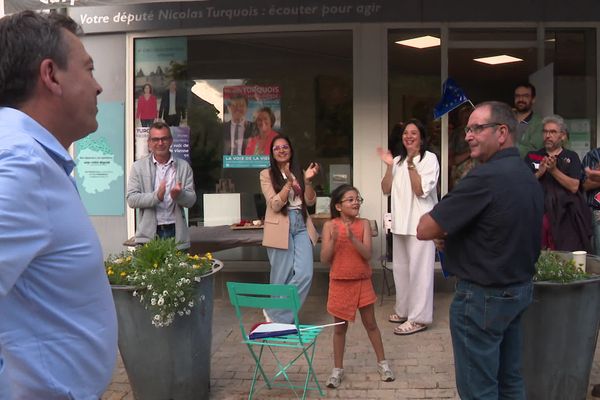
320 184 394 389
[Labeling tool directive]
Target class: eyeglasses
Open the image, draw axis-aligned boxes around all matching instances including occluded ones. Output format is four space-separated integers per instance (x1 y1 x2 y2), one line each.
149 136 172 143
272 144 290 152
464 123 502 135
340 197 364 204
543 129 561 136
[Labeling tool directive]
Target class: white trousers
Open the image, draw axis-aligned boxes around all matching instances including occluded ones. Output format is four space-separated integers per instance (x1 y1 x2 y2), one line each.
392 234 435 324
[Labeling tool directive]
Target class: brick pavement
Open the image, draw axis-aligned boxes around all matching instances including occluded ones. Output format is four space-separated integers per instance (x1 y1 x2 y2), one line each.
102 291 600 400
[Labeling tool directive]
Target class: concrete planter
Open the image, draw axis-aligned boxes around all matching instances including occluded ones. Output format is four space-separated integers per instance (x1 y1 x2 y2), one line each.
522 253 600 400
111 260 222 400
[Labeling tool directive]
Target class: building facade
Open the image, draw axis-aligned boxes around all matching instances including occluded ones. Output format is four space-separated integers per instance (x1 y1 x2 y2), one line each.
4 0 599 263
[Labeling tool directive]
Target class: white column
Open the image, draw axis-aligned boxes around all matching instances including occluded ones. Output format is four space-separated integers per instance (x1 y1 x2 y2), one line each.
353 24 387 260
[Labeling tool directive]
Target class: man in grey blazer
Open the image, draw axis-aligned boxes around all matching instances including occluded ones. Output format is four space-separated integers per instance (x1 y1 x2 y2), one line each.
127 121 196 249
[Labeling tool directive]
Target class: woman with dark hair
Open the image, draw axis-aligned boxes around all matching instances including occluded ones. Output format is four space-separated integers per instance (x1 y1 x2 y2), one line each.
377 118 439 335
245 107 279 155
259 135 320 323
136 83 158 127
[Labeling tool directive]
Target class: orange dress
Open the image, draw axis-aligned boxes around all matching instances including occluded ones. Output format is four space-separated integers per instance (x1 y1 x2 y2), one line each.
326 218 376 321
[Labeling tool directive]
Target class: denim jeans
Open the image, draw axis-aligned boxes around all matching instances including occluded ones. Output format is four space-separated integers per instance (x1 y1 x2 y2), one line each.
156 223 176 239
266 209 313 323
450 279 533 400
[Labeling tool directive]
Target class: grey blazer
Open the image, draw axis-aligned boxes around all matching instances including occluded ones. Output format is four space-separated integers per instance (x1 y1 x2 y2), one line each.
126 154 196 249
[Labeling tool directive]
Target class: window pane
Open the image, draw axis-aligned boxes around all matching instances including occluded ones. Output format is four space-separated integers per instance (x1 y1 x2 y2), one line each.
133 31 353 261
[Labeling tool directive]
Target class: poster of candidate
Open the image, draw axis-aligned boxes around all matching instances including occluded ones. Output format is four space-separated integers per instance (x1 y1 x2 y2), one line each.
222 85 281 168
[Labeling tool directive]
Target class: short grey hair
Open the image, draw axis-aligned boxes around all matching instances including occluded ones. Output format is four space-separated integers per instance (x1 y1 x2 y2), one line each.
542 114 568 134
477 101 518 139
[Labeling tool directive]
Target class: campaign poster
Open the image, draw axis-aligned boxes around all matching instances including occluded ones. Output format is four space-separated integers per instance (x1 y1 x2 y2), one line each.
134 37 188 128
74 102 125 216
222 84 281 168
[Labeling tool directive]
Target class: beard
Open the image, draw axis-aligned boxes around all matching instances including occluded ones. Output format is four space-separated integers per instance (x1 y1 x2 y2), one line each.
515 102 531 113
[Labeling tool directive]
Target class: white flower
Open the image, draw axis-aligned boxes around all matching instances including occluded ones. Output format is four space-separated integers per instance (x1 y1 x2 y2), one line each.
188 301 194 307
185 309 191 315
178 311 184 316
151 298 157 305
133 291 138 297
163 290 169 296
157 297 164 306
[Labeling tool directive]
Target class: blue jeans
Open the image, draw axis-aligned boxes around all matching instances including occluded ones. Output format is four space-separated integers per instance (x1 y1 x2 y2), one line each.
450 279 533 400
156 223 176 240
266 210 313 323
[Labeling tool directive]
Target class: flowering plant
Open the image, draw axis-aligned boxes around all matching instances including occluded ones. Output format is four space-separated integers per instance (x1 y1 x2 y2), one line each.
534 251 590 283
105 238 219 327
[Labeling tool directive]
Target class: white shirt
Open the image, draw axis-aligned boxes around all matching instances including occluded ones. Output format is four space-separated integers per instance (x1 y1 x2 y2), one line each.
390 151 439 235
229 119 246 155
153 155 176 225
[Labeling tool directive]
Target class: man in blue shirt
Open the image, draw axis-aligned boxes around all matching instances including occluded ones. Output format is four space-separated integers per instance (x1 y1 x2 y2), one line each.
417 101 543 399
0 11 117 399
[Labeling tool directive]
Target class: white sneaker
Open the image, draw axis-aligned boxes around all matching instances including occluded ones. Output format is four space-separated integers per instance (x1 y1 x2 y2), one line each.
262 309 272 322
377 360 395 382
326 367 344 389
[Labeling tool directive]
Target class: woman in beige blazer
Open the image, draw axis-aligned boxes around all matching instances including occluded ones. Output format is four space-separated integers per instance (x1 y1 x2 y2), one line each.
260 135 320 323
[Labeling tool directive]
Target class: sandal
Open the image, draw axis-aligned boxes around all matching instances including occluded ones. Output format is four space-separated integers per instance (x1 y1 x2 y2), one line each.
388 313 407 324
393 321 427 336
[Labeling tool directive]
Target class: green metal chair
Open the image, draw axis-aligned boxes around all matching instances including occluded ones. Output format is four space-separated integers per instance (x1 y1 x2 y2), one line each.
226 282 325 399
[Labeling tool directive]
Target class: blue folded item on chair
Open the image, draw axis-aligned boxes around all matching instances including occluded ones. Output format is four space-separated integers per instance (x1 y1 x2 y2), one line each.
248 322 298 339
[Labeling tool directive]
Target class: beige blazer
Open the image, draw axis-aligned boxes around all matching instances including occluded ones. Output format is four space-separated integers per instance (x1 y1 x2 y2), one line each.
259 168 318 249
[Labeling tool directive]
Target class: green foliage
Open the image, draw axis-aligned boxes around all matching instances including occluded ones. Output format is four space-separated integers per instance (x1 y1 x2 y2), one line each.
105 238 216 327
534 251 590 283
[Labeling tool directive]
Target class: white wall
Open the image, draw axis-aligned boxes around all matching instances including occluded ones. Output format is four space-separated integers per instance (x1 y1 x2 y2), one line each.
81 33 129 258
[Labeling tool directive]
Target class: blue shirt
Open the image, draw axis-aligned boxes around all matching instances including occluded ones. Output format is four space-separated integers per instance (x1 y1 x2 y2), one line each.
0 108 117 399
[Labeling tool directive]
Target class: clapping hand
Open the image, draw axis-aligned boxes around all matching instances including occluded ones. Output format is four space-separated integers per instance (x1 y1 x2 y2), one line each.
304 162 320 182
157 179 167 201
280 162 292 179
170 182 182 199
376 147 394 166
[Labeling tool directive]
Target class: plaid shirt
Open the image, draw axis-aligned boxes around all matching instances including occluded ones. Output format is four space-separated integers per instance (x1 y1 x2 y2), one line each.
581 148 600 209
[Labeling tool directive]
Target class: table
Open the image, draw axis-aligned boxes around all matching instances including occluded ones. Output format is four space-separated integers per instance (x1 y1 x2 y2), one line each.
126 219 379 255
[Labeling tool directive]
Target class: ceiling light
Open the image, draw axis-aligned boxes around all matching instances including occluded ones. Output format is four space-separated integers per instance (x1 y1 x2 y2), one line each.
473 54 523 65
395 35 440 49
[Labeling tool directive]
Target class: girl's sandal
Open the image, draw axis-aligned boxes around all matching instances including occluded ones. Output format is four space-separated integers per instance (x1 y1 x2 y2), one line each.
388 313 407 324
393 321 427 335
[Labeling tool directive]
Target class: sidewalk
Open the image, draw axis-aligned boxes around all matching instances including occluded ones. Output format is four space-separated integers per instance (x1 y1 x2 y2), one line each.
102 291 600 400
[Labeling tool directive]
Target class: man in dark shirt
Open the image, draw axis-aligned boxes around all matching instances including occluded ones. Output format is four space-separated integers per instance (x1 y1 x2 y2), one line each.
524 115 592 252
582 148 600 254
417 101 543 399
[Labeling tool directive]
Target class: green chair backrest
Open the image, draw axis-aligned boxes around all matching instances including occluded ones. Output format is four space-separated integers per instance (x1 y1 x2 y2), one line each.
227 282 302 337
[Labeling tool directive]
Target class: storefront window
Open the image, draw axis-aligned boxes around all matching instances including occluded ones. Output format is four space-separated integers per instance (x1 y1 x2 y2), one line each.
388 30 442 161
545 28 596 157
133 30 353 260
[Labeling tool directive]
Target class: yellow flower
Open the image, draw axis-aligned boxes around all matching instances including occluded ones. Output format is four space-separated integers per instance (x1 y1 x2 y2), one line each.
205 252 213 260
108 270 114 275
192 264 200 269
120 272 127 277
153 263 158 269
